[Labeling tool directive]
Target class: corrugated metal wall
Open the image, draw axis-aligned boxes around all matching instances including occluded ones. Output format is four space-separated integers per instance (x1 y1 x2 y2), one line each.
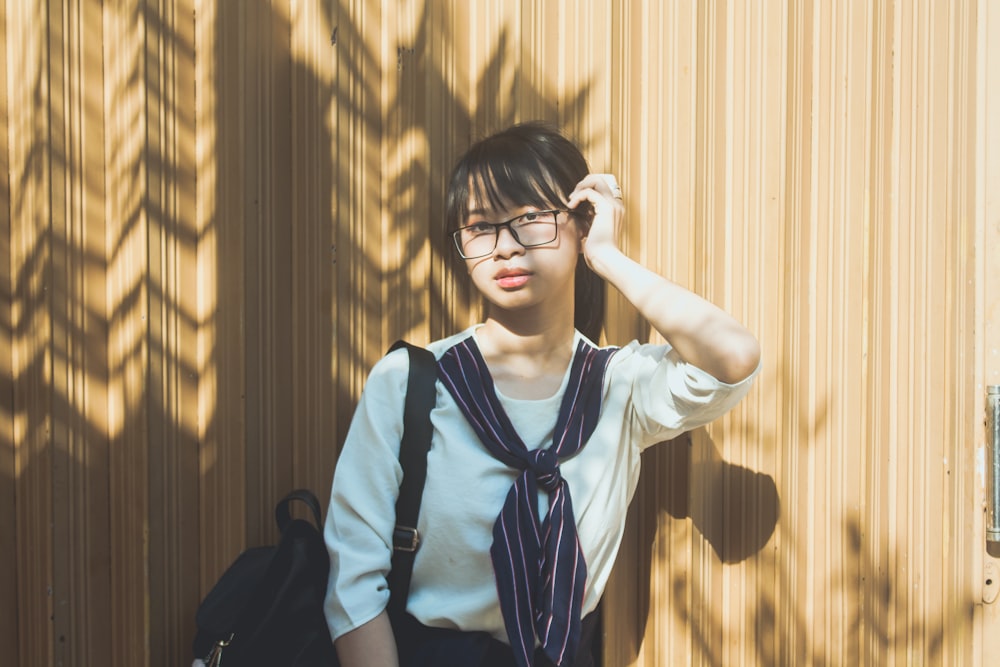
2 1 998 665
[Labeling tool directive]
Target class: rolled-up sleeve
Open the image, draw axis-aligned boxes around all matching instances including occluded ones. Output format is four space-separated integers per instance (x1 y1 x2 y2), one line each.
610 341 760 451
323 349 409 641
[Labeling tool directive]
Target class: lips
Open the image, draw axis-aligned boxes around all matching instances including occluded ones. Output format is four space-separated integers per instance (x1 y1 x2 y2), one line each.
494 268 532 289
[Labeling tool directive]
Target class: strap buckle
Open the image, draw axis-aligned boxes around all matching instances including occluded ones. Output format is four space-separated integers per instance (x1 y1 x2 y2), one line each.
392 525 420 553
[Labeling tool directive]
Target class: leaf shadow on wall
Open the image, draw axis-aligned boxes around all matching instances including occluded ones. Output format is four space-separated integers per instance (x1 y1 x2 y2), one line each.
613 430 780 661
707 512 957 666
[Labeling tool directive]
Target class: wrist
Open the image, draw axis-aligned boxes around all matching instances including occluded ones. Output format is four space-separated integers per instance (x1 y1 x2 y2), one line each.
583 243 628 279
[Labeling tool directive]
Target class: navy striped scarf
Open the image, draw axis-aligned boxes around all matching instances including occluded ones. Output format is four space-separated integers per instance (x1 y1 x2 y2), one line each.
437 336 616 667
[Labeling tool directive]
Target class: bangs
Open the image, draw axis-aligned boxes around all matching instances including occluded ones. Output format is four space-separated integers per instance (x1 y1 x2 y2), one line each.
470 162 563 215
446 130 582 230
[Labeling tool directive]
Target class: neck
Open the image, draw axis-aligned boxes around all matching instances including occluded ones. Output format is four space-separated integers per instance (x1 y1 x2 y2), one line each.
478 298 576 353
475 311 578 400
478 317 576 357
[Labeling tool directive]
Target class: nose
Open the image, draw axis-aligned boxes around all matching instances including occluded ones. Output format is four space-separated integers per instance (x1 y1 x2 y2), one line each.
492 224 525 258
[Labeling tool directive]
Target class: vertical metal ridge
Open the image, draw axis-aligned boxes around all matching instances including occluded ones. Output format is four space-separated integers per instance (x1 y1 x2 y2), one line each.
288 0 339 493
103 2 152 663
0 0 17 658
194 0 248 625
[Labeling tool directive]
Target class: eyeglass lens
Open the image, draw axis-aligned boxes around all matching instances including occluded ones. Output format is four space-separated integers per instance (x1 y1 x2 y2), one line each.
455 210 560 258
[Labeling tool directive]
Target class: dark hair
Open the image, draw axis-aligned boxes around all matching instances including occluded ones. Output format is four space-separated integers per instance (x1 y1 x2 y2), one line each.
445 122 606 341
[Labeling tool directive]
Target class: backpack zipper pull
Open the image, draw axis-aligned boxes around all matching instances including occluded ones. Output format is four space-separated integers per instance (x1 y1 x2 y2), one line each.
205 634 234 667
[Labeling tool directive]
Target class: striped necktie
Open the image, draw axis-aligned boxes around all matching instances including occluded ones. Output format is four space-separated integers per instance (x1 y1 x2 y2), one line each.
437 337 616 667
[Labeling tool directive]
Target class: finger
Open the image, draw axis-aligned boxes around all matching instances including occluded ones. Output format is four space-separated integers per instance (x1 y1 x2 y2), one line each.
572 173 615 195
571 173 623 202
567 183 624 211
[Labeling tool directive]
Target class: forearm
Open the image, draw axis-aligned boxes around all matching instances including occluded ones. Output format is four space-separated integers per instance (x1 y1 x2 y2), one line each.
588 247 760 384
334 611 399 667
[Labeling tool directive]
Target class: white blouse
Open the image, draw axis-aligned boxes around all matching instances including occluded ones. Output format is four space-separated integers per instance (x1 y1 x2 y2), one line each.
323 327 758 643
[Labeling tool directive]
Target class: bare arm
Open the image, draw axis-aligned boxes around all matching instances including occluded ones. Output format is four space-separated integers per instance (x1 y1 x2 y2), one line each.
569 175 761 384
334 611 399 667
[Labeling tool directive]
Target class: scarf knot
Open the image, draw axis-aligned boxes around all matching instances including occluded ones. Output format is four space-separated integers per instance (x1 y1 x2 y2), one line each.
437 336 616 667
529 448 561 492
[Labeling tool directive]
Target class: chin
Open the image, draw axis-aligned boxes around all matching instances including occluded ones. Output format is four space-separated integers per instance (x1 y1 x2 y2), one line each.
483 290 538 311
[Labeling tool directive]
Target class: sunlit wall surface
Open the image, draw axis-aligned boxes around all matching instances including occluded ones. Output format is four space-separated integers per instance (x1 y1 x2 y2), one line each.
1 1 999 665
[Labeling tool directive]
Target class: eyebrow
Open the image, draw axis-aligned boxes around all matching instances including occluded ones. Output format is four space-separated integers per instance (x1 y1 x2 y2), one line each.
467 205 548 218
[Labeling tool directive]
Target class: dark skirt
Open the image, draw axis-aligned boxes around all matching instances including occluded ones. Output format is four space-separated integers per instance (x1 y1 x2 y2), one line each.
389 605 602 667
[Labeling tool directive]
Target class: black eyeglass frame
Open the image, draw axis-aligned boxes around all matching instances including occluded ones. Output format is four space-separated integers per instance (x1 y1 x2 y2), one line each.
450 208 570 259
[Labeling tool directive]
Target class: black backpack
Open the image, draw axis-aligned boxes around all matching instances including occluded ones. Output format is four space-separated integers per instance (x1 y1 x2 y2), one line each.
192 489 337 666
192 342 436 666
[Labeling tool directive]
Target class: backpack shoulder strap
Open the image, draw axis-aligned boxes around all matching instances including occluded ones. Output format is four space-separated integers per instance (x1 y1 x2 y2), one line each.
386 340 437 617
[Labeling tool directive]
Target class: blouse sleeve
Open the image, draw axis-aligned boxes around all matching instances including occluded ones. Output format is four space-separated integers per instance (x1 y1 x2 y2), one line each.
608 340 760 452
323 348 409 641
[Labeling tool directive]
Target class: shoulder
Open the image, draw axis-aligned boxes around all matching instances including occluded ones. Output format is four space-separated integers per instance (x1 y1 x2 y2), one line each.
370 327 478 382
425 326 478 359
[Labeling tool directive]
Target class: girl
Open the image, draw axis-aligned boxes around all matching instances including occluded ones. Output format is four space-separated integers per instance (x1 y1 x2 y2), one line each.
324 122 761 667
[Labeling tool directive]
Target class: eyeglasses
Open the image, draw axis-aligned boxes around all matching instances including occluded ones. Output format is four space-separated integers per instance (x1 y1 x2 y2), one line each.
451 209 566 259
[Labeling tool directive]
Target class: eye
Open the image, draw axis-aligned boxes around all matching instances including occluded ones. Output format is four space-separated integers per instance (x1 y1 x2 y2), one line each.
517 210 555 225
462 221 495 236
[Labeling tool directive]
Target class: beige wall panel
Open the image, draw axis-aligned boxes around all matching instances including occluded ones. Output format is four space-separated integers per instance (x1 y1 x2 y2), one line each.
2 0 998 664
7 2 58 664
977 0 1000 663
597 1 986 666
104 2 152 662
105 0 200 662
0 0 14 659
287 0 340 518
51 1 112 665
141 1 199 663
194 0 248 604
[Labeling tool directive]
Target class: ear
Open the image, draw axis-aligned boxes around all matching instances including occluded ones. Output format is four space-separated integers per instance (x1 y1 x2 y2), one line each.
567 214 586 240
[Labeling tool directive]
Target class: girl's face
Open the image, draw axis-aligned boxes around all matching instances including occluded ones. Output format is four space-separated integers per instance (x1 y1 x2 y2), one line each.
460 195 584 316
